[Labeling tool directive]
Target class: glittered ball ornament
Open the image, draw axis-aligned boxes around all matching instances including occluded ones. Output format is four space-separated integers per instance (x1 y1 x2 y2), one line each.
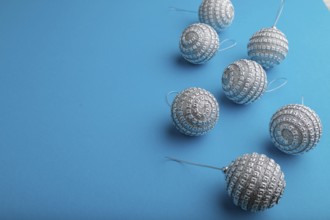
222 59 267 104
270 104 322 155
225 153 286 212
171 87 219 136
247 27 289 69
179 23 219 64
168 153 286 212
199 0 235 32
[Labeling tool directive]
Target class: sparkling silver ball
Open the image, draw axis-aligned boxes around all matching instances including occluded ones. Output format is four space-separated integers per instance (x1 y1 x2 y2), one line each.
171 87 219 136
199 0 235 32
179 23 219 64
225 153 286 212
222 59 267 104
269 104 322 155
247 27 289 69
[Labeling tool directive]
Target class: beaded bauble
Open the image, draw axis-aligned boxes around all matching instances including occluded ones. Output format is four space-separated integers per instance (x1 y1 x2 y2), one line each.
269 104 322 155
171 87 219 136
222 59 267 104
199 0 235 32
247 27 289 69
225 153 286 212
179 23 219 64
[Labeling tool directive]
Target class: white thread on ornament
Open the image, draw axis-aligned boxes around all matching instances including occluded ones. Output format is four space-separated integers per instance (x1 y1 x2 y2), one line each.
168 6 197 14
165 156 226 172
166 153 286 212
301 96 304 105
265 77 288 93
166 91 179 107
219 39 237 52
273 0 285 27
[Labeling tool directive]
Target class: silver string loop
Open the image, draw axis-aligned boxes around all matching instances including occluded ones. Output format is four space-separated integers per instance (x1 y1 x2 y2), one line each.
166 156 227 173
166 91 178 107
266 77 288 93
219 39 237 52
169 6 197 14
273 0 285 27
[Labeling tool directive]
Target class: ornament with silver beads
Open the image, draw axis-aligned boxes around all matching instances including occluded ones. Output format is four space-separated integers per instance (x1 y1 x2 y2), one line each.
269 103 322 155
198 0 235 32
222 59 267 104
167 152 286 212
247 0 289 69
170 87 220 136
179 23 219 64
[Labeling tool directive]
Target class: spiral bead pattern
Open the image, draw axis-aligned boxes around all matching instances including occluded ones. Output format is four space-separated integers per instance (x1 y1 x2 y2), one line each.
179 23 219 64
199 0 235 32
225 153 286 212
222 59 267 104
248 27 289 69
171 87 219 136
269 104 322 155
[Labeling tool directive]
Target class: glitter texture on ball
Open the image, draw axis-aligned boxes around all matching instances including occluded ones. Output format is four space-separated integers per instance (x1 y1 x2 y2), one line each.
171 87 219 136
225 153 286 212
222 59 267 104
247 27 289 69
179 23 219 64
269 104 322 155
199 0 235 32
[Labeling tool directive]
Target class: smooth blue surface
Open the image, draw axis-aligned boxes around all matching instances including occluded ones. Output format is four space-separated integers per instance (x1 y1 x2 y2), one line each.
0 0 329 219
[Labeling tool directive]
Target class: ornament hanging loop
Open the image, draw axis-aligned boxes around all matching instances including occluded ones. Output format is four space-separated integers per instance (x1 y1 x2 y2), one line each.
266 77 288 93
219 39 237 52
301 96 304 105
165 156 228 173
168 6 197 14
166 91 178 107
273 0 285 27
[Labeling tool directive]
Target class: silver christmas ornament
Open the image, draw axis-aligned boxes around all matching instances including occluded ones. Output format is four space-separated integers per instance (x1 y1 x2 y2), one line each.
222 59 267 104
167 152 286 212
171 87 219 136
225 153 286 212
179 23 219 64
247 27 289 69
270 104 322 155
199 0 235 32
247 0 289 69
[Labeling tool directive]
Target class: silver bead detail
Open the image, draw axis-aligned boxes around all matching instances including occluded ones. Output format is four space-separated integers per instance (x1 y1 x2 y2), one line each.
199 0 235 32
225 153 286 212
171 87 219 136
270 104 322 155
248 27 289 69
179 23 219 64
222 59 267 104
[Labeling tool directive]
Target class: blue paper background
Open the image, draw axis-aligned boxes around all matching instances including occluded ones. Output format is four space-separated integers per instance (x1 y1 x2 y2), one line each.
0 0 329 219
